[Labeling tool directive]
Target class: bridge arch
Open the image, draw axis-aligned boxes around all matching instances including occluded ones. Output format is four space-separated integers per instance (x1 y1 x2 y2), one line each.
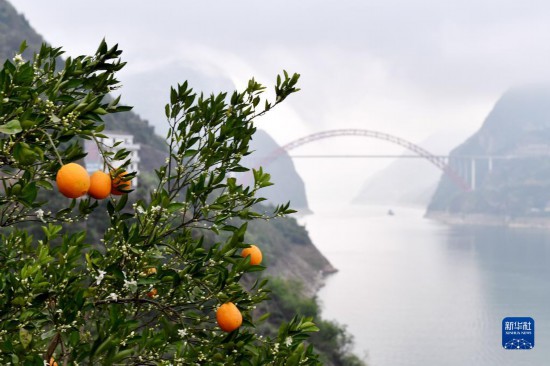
261 129 470 192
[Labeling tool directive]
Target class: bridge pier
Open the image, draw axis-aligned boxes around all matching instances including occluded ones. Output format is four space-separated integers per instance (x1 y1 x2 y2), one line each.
471 158 476 191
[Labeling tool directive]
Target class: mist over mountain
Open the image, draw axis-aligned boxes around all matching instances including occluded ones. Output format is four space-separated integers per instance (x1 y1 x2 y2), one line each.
0 0 311 213
428 85 550 220
121 63 235 137
242 129 310 213
354 130 469 207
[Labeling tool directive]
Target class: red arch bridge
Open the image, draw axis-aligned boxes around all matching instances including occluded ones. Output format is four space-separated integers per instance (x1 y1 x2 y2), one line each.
256 129 509 192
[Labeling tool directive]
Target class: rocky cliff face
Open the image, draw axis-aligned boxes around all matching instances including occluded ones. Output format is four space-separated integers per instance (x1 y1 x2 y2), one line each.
0 0 42 60
427 85 550 219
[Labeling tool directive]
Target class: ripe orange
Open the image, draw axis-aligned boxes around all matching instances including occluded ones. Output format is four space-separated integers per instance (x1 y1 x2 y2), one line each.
146 288 158 298
241 245 262 265
88 171 111 199
111 171 131 195
56 163 90 198
49 357 58 366
216 302 242 332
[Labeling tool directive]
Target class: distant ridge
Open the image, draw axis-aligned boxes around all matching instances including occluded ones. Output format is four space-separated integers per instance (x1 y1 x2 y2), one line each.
0 0 42 60
427 85 550 220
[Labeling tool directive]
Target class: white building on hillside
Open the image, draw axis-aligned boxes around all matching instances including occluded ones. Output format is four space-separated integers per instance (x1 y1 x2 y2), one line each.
84 132 141 187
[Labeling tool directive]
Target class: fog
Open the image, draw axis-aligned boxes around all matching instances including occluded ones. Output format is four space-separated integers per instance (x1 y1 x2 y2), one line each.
10 0 550 205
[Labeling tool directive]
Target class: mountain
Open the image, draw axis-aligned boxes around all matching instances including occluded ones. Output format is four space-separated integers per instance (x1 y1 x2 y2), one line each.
427 85 550 223
242 129 311 213
0 0 41 59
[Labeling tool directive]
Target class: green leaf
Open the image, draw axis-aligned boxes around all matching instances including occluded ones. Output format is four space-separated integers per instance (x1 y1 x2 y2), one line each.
19 328 32 349
167 202 186 213
0 119 22 134
36 180 54 190
112 349 134 362
20 182 37 204
11 297 26 306
19 40 28 54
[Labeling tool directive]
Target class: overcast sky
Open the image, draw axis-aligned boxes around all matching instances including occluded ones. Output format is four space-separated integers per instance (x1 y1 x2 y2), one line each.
10 0 550 205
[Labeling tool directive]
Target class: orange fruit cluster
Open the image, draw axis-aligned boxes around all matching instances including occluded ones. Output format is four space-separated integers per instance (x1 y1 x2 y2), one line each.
56 163 131 199
56 163 90 198
213 245 264 333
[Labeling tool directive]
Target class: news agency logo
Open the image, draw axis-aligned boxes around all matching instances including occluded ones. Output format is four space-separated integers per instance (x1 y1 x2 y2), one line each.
502 317 534 350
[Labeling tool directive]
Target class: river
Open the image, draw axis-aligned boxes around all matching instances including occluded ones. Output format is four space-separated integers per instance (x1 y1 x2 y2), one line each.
301 204 550 366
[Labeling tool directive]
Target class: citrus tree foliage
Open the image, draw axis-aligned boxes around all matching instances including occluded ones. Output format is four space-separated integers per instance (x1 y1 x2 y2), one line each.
0 42 320 365
0 40 131 227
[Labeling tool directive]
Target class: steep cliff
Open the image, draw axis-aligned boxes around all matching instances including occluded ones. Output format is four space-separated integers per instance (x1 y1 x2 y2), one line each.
427 85 550 221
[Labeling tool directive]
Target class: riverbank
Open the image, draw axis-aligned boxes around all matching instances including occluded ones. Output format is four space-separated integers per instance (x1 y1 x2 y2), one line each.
425 211 550 229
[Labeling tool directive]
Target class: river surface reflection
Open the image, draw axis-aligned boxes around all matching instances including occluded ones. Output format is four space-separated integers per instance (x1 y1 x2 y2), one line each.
301 204 550 366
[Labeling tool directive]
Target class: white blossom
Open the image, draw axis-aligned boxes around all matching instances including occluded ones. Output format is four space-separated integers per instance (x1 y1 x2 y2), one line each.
284 336 293 347
178 328 188 338
13 54 24 63
136 206 145 214
36 209 45 222
95 270 106 285
123 279 137 290
107 293 118 301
